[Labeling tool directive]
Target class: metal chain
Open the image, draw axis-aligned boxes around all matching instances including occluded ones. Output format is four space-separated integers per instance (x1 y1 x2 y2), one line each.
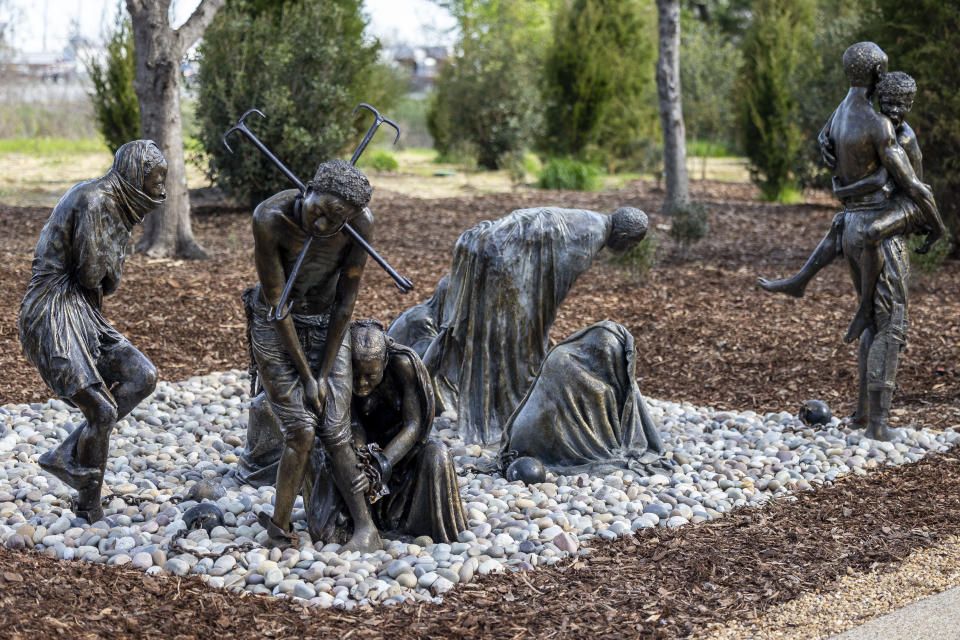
167 526 260 558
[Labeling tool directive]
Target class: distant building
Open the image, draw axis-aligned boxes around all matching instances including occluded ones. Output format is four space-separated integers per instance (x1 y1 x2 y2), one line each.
8 35 103 82
383 44 450 94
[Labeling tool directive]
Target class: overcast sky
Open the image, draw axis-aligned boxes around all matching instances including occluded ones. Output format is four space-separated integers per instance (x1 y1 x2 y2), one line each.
6 0 456 53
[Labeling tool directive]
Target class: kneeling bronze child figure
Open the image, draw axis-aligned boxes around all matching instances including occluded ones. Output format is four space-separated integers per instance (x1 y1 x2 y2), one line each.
304 320 466 543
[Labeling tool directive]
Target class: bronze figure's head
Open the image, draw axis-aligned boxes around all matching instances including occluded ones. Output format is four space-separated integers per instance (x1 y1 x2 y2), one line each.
302 159 372 237
351 318 388 397
607 206 649 253
877 71 917 127
842 42 888 91
113 139 168 201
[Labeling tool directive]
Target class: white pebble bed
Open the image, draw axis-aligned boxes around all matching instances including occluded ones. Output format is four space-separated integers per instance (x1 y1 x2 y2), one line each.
0 370 956 609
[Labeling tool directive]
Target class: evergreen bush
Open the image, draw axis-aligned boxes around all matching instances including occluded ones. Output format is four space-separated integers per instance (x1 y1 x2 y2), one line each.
536 158 603 191
863 0 960 255
196 0 402 207
668 200 710 259
607 232 658 282
735 0 816 202
85 11 139 153
541 0 658 170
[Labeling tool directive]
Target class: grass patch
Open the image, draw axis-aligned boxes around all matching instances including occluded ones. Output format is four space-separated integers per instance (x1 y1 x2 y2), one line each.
0 101 98 139
687 139 736 158
537 158 604 191
0 137 108 155
357 149 399 172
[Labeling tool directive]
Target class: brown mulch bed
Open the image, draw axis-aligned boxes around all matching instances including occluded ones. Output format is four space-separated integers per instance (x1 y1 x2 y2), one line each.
1 181 958 430
2 451 959 639
2 182 959 637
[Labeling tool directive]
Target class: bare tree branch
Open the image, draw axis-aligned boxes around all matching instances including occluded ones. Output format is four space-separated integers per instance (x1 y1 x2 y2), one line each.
124 0 146 17
174 0 225 56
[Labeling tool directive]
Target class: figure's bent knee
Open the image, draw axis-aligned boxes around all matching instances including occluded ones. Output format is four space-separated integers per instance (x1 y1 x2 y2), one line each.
284 424 315 453
138 361 158 397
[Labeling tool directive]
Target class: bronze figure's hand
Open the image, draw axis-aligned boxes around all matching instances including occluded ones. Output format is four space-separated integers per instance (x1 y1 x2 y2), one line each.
303 376 325 416
819 134 837 170
350 467 371 495
915 224 945 255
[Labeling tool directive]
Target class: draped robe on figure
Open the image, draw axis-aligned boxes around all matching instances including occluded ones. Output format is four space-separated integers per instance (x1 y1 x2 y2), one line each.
498 321 665 475
405 207 611 444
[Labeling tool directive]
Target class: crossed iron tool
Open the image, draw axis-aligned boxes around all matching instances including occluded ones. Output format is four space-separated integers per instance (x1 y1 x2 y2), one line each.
223 104 413 322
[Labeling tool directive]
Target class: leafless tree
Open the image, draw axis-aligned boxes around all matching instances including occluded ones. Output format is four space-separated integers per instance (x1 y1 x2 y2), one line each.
126 0 224 258
655 0 690 213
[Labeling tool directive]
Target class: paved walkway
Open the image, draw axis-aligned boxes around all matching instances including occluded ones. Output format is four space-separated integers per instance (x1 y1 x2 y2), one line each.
832 586 960 639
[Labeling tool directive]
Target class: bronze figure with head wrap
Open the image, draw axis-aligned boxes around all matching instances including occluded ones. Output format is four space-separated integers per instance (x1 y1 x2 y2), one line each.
20 139 167 522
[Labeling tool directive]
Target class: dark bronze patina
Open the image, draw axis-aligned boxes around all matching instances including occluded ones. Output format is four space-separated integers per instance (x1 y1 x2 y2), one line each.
758 43 945 441
498 321 666 475
222 107 413 301
244 157 381 551
20 140 167 522
300 320 466 543
391 206 649 445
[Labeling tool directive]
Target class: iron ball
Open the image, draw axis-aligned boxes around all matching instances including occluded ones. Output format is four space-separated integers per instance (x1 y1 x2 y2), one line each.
182 502 225 534
799 399 832 426
505 456 546 484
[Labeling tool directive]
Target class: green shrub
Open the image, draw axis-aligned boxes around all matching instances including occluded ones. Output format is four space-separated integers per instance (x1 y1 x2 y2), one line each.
863 0 960 255
608 232 658 282
84 10 139 153
541 0 658 170
669 200 710 259
908 234 953 275
358 150 399 172
426 1 552 170
536 158 603 191
735 0 816 202
197 0 400 207
427 41 543 170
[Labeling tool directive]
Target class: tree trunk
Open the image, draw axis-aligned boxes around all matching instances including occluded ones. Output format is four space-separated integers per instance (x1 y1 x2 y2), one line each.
126 0 223 259
655 0 690 214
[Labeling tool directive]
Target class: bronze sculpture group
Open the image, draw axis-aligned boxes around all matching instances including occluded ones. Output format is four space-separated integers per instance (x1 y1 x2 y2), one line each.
17 41 942 560
759 42 944 442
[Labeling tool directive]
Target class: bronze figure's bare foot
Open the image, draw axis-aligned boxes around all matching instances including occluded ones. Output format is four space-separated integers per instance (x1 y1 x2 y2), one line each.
864 422 898 442
844 307 872 344
38 446 101 491
843 411 867 429
757 276 807 298
341 524 382 553
74 499 105 524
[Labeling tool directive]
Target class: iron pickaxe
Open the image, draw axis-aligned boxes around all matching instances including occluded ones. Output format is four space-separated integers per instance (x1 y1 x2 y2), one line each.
223 107 413 321
350 103 400 165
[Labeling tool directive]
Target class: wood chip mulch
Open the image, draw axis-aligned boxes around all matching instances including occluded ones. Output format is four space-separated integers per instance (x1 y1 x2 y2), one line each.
1 181 959 637
1 451 959 639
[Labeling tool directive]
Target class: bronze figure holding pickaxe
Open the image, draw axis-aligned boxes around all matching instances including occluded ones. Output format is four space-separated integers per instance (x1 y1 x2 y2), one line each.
223 104 404 550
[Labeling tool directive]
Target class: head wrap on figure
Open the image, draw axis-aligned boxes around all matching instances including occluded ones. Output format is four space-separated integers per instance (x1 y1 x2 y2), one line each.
307 159 373 209
107 139 167 230
351 318 388 362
